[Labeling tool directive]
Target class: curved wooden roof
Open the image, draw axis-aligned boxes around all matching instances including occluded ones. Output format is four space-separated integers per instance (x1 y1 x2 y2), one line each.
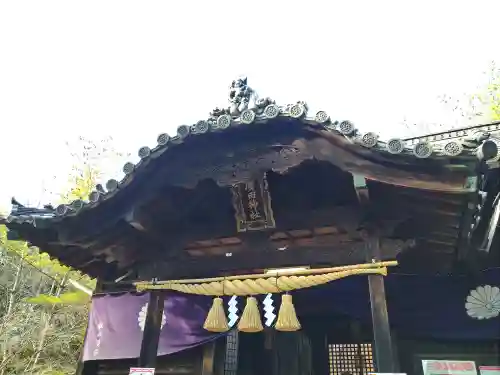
1 79 499 279
3 79 499 227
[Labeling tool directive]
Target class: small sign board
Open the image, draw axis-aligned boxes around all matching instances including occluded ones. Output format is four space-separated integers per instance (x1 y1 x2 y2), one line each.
480 367 500 375
422 360 477 375
129 368 155 375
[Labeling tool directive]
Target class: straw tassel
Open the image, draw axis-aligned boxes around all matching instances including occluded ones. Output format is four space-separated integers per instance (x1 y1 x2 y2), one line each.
275 294 301 331
203 297 229 332
237 296 263 333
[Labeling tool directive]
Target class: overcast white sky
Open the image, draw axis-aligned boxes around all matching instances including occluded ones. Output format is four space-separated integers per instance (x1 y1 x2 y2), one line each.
1 0 500 212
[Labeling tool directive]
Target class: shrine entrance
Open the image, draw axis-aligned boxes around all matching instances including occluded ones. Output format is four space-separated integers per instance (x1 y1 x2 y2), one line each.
224 310 376 375
5 78 499 375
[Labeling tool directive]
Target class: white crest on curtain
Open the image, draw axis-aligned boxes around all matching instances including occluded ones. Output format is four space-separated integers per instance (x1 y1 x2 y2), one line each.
465 285 500 320
137 302 167 331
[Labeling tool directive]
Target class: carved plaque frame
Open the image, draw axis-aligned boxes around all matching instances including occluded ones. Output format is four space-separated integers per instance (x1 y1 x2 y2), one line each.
231 173 276 232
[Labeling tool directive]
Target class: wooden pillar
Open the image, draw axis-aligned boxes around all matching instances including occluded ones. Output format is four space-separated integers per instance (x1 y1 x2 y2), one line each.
138 291 165 368
365 232 396 373
352 174 397 373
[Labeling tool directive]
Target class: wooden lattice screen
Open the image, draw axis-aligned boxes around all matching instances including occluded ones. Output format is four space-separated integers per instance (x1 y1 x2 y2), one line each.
329 343 375 375
224 330 239 375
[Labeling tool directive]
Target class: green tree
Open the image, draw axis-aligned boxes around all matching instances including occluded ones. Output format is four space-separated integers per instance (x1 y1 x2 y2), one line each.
475 60 500 121
0 229 87 375
0 136 126 374
403 60 500 137
58 136 128 203
441 60 500 123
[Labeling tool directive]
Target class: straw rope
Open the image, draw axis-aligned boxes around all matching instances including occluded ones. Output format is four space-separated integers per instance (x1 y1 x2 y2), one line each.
135 261 395 296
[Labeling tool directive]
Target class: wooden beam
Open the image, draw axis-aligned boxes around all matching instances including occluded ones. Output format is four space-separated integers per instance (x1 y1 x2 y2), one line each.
138 291 165 368
135 205 363 248
390 188 466 206
276 206 364 234
353 173 397 372
184 231 412 258
364 231 396 372
141 238 409 279
373 199 466 218
353 173 370 206
124 211 184 255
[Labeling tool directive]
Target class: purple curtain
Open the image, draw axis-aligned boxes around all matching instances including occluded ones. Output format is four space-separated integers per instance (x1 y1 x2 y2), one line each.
83 270 500 361
82 292 222 361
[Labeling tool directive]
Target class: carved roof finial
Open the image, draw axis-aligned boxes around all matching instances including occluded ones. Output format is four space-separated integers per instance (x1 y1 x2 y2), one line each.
11 197 25 209
230 75 247 88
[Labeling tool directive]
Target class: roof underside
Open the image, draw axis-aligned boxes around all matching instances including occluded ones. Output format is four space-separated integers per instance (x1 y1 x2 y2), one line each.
3 170 481 278
2 78 500 279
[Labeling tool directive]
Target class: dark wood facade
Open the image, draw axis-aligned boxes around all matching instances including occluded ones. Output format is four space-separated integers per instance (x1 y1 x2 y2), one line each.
3 122 499 280
82 314 499 375
2 78 500 375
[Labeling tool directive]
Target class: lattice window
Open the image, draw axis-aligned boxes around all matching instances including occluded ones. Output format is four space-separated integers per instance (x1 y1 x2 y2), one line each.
328 343 374 375
224 330 239 375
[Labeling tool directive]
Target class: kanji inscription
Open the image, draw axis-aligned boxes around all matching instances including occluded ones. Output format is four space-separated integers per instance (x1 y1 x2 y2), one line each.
231 175 276 232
